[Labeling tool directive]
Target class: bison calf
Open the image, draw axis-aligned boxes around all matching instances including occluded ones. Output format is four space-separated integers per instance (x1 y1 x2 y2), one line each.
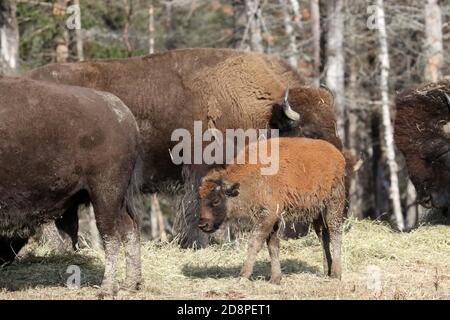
198 137 346 283
0 77 142 296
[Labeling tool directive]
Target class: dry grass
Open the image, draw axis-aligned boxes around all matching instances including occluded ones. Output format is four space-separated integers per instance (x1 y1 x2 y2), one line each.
0 218 449 300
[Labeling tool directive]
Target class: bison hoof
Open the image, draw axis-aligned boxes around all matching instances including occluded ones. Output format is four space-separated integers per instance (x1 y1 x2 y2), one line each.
329 272 342 280
121 278 144 292
269 276 282 285
238 276 252 285
97 283 119 300
239 267 253 279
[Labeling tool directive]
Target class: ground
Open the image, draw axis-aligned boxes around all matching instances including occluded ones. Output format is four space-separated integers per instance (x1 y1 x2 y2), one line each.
0 218 449 300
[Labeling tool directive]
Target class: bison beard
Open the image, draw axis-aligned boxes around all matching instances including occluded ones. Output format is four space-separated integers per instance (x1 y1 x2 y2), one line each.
395 79 450 211
26 48 349 248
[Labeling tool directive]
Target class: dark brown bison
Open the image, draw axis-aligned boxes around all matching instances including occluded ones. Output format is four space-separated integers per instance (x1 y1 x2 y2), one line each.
395 79 450 210
27 48 345 247
198 137 346 283
0 77 142 295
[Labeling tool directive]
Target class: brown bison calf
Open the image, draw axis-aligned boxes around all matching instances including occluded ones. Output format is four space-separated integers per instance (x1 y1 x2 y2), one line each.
0 77 142 296
198 137 346 284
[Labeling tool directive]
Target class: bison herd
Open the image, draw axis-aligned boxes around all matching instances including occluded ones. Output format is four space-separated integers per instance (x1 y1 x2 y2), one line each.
0 48 448 297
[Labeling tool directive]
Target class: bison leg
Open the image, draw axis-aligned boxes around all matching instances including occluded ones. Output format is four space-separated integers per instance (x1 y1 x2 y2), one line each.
266 223 282 284
241 213 278 280
325 200 344 280
313 218 332 277
328 226 342 279
90 198 121 297
119 212 143 291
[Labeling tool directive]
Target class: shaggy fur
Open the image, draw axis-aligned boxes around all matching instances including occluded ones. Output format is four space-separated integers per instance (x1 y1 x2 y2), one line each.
0 77 143 295
198 137 346 283
27 48 347 247
395 79 450 209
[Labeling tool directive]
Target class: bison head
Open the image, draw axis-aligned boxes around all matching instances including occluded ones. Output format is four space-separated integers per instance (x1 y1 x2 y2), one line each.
395 80 450 208
198 178 240 233
269 85 342 150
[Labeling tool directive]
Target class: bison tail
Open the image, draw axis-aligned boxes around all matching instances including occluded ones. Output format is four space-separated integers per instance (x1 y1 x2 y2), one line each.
125 156 145 224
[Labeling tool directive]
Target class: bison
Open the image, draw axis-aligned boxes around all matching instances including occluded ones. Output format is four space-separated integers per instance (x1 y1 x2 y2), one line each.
198 137 346 283
395 79 450 211
27 48 346 247
0 77 142 296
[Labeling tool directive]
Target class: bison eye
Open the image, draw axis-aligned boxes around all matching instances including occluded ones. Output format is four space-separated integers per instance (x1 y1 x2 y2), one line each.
211 199 221 207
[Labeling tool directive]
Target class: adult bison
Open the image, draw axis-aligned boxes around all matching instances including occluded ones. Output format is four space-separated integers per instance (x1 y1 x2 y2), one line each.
27 48 344 247
395 79 450 211
0 77 142 295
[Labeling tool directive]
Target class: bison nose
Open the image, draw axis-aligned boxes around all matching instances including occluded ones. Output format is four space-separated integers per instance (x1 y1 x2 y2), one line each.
198 222 208 229
198 220 215 233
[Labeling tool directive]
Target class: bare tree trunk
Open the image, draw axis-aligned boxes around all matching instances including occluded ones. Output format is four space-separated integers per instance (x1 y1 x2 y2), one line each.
310 0 320 85
78 204 101 250
376 0 404 231
325 0 345 142
53 0 69 63
232 0 247 49
242 0 264 52
73 0 83 61
279 0 297 67
151 194 167 242
122 0 133 56
164 0 177 50
424 0 443 82
150 194 159 239
148 3 154 54
0 0 19 74
289 0 302 29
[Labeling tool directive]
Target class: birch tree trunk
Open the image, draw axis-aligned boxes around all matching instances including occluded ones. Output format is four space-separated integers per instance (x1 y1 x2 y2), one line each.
53 0 69 63
244 0 263 52
122 0 133 56
376 0 404 231
310 0 320 85
279 0 298 67
289 0 302 29
325 0 345 142
232 0 247 49
0 0 19 74
148 4 154 54
73 0 84 61
424 0 443 82
164 0 177 50
150 194 167 242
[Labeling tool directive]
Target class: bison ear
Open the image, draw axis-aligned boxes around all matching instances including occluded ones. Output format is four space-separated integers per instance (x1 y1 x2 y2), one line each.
222 181 240 197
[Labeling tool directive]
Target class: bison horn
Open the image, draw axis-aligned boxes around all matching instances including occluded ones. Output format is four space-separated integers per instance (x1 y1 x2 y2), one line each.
283 85 300 121
445 92 450 108
320 84 335 105
444 93 450 135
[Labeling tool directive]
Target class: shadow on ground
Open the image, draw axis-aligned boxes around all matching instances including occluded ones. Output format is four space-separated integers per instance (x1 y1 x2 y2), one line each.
0 253 103 291
182 258 320 280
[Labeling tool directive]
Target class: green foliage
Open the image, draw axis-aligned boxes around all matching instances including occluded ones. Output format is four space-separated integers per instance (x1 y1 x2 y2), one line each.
17 2 58 70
